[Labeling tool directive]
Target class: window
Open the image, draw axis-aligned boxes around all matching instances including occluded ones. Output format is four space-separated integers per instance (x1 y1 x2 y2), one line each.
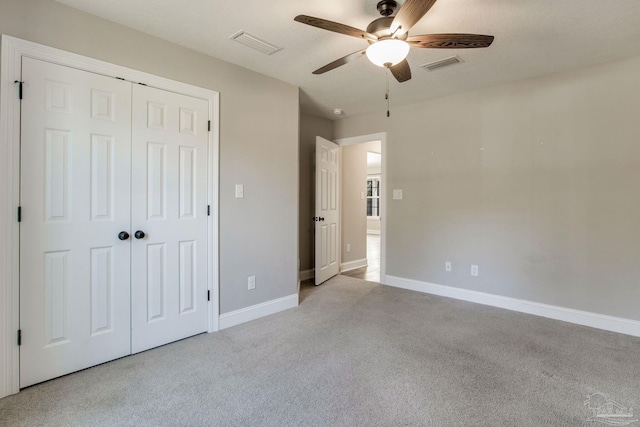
367 176 380 217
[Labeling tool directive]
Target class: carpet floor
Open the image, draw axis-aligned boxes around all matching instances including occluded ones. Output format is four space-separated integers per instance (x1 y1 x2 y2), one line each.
1 275 639 426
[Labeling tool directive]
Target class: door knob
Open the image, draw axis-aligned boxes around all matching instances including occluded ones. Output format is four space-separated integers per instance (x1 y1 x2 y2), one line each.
320 217 325 221
134 230 145 239
118 231 130 241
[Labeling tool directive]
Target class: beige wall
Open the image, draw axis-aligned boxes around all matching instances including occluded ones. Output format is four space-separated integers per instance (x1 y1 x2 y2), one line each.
298 114 333 272
341 141 381 265
1 0 299 314
335 55 640 321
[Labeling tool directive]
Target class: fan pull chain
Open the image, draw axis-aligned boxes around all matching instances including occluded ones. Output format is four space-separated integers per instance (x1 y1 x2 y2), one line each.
385 68 390 118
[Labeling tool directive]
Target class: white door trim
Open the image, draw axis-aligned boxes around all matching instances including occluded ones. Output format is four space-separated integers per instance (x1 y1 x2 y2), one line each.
334 132 387 282
0 35 220 398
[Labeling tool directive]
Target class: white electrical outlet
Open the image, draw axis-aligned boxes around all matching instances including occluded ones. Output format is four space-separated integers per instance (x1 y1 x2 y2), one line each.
248 275 255 290
235 184 244 199
445 261 452 272
393 189 403 200
471 265 479 277
346 244 351 253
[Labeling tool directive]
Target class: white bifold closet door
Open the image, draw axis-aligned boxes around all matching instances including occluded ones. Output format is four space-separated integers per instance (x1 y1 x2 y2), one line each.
19 57 209 388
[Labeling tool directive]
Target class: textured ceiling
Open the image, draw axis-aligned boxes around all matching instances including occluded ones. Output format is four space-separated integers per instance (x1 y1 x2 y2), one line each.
55 0 640 120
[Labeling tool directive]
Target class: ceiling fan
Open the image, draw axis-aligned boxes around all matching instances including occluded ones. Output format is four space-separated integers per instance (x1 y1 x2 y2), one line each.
294 0 494 83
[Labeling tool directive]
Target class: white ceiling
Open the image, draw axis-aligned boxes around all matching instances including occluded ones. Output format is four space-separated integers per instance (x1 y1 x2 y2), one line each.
55 0 640 120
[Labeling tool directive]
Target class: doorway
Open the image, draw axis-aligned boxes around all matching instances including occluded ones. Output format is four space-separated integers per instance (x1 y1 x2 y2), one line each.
336 133 386 283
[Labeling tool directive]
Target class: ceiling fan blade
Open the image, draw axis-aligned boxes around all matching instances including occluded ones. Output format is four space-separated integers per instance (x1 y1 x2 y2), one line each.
389 59 412 83
390 0 438 36
295 15 377 42
313 49 367 75
407 34 495 48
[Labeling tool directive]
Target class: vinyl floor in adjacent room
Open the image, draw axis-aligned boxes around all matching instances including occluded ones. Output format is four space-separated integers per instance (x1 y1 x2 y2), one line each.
1 275 639 426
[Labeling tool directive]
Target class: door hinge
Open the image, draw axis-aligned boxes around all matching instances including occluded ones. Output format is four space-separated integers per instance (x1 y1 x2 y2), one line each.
115 77 125 80
208 120 211 132
207 290 211 301
207 205 211 216
138 82 147 86
17 329 21 346
17 206 21 222
14 80 23 100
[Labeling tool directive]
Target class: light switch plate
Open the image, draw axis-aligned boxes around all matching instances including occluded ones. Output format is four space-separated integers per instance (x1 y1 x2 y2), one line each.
393 189 403 200
235 184 244 199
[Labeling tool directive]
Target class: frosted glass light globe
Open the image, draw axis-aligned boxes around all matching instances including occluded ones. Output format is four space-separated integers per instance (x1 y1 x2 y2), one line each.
366 39 410 67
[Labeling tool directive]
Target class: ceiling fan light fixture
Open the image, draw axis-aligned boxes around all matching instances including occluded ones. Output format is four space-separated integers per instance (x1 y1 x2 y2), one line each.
365 39 410 67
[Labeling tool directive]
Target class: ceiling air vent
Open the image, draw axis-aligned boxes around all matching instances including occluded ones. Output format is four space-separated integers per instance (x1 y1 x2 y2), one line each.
229 30 282 55
421 55 463 71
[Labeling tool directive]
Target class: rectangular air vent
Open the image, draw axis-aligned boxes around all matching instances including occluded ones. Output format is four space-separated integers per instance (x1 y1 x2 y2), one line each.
421 55 463 71
229 30 282 55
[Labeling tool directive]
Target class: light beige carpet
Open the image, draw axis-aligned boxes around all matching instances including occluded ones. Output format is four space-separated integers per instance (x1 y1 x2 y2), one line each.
1 275 639 426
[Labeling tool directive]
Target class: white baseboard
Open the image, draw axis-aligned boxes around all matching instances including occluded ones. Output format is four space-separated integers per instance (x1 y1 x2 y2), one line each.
299 269 314 281
301 260 369 278
341 258 368 273
384 275 640 338
367 230 381 235
219 293 299 330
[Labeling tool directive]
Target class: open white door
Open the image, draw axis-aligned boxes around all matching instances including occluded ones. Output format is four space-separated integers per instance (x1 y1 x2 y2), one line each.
314 136 340 285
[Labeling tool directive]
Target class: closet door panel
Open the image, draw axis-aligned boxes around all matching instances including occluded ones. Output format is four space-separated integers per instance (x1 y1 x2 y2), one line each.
19 57 132 387
131 85 209 353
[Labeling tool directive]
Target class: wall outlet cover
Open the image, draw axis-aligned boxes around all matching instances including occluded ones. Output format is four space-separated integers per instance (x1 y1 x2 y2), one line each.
393 189 403 200
471 265 479 277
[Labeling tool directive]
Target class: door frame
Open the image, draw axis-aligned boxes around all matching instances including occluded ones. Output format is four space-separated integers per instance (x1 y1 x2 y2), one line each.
0 35 220 398
335 132 387 281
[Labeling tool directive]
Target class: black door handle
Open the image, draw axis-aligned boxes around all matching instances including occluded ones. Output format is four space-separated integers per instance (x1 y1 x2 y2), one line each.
118 231 130 241
320 217 325 221
134 230 145 239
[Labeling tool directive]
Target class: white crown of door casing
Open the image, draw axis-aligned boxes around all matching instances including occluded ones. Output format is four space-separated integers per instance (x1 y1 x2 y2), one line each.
0 35 220 398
